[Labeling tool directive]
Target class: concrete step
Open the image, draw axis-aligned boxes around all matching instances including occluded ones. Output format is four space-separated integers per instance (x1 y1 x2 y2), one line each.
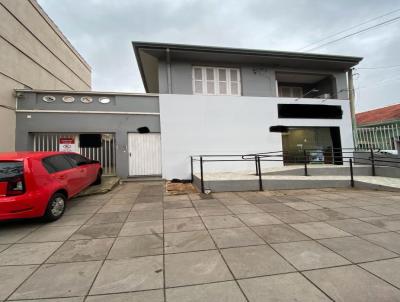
261 165 372 176
121 176 164 183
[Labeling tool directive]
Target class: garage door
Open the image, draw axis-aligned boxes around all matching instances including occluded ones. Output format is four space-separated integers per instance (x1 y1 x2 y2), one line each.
128 133 161 176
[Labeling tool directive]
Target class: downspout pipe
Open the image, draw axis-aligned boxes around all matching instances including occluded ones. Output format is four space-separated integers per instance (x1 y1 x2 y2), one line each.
347 68 357 147
166 48 172 94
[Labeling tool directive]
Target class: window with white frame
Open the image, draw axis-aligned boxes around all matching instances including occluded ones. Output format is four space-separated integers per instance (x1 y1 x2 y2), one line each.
192 66 241 96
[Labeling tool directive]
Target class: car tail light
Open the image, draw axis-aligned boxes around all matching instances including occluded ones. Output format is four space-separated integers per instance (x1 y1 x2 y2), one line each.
6 176 25 196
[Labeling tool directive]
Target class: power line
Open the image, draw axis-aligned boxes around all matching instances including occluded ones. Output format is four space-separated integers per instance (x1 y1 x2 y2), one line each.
297 8 400 51
357 64 400 70
304 15 400 52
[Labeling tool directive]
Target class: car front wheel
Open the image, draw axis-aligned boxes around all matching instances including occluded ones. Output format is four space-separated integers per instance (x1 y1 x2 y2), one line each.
43 193 66 221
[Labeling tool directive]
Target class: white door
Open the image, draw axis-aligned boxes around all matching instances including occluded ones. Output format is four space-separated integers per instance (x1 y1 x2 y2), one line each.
128 133 162 176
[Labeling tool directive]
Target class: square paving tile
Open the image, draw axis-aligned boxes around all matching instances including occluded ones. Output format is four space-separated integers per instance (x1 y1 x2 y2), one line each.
47 238 115 263
98 204 132 213
302 209 350 220
270 211 317 223
108 235 163 259
164 195 190 202
119 220 162 236
192 199 224 208
252 224 310 243
332 207 381 218
362 205 400 216
210 227 265 248
327 219 387 235
310 200 348 209
360 216 400 231
86 290 164 302
65 205 101 215
132 202 162 211
166 281 246 302
221 245 294 278
361 232 400 253
90 256 163 294
219 199 251 206
272 240 350 270
237 213 282 226
0 242 62 265
70 223 123 240
304 265 400 302
0 224 40 244
0 265 37 300
0 244 9 253
290 222 351 239
318 236 396 263
126 210 163 222
164 217 205 233
164 200 193 209
284 202 323 211
252 203 294 213
197 207 232 216
49 214 92 226
165 230 215 253
164 208 198 219
227 205 263 214
165 250 232 287
361 258 400 288
238 272 330 302
11 261 102 300
86 212 128 225
202 215 245 229
19 225 79 243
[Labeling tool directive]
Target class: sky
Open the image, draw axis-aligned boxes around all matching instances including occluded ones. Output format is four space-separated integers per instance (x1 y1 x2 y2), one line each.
37 0 400 112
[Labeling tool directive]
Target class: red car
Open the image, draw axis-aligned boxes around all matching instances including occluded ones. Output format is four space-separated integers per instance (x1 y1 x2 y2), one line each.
0 152 102 222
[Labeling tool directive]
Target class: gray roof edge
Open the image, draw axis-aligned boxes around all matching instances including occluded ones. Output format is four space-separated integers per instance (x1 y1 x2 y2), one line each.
131 41 363 63
15 88 158 97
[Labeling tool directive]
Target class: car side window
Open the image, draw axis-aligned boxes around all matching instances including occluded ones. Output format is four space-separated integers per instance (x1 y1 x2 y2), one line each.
42 155 74 173
66 154 91 166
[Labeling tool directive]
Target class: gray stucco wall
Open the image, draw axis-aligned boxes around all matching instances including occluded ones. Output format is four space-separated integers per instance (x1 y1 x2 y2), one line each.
158 60 349 100
16 91 160 179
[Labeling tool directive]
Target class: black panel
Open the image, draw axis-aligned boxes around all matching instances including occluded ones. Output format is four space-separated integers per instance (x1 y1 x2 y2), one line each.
137 127 150 133
79 134 102 148
278 104 342 119
330 127 343 165
270 125 289 133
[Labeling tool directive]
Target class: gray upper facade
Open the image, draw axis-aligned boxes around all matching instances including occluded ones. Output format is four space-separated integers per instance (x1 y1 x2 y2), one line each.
133 41 362 100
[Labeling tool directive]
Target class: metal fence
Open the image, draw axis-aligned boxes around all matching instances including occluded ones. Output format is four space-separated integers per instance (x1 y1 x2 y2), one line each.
32 133 116 175
356 125 399 150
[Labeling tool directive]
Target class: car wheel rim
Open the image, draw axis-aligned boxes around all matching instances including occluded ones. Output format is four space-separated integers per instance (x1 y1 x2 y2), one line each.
51 197 65 217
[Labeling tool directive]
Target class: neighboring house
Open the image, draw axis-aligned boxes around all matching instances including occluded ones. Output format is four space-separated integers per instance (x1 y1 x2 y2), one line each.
355 104 400 150
15 42 362 180
0 0 91 152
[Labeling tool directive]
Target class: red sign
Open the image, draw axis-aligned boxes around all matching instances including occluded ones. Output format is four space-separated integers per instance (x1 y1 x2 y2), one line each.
59 138 75 144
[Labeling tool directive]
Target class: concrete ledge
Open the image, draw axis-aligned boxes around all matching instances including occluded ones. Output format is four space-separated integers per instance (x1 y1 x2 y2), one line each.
76 176 120 197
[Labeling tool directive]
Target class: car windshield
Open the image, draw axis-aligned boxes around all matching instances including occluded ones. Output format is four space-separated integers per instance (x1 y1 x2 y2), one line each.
0 161 23 181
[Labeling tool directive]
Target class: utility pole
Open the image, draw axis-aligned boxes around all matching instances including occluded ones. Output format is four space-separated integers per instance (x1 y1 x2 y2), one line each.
347 68 357 146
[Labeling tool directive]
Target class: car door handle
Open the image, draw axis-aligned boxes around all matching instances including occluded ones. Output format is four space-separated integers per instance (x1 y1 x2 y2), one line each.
56 175 66 180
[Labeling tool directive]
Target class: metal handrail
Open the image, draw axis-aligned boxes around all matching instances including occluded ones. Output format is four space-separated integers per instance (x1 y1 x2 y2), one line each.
191 148 400 193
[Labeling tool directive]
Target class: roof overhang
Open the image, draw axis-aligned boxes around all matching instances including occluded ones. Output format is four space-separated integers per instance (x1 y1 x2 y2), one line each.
132 41 363 93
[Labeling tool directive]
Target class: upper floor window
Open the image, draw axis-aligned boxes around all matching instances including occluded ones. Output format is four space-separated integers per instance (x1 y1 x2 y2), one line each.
192 66 241 96
278 86 303 98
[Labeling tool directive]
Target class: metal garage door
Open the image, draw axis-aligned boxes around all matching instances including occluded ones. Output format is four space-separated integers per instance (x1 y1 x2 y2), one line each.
32 133 116 175
128 133 161 176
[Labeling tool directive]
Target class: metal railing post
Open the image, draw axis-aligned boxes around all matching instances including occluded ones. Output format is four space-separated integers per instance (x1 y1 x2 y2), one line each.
255 156 259 176
331 146 335 165
349 158 354 187
303 149 308 176
370 148 376 176
257 156 263 191
200 156 205 194
190 156 194 183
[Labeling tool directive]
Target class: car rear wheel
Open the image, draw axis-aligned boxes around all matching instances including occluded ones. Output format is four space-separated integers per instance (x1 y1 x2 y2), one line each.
43 193 66 221
92 170 102 185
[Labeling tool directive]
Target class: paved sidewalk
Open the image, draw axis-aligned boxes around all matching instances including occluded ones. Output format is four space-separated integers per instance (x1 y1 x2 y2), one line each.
2 184 400 301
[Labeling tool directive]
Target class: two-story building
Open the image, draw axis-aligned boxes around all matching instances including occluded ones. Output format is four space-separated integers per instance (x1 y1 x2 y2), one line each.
14 42 362 180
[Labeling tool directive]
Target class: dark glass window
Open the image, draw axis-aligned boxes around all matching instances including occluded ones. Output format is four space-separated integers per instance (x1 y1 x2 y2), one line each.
65 154 91 166
0 162 23 181
42 155 74 173
79 134 102 148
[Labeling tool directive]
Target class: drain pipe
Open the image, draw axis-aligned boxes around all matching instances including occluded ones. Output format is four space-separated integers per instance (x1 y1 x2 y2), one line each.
166 48 172 94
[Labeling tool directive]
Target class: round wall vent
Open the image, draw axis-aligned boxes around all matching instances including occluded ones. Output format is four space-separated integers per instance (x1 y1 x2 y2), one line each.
42 95 56 103
81 96 93 104
62 96 75 103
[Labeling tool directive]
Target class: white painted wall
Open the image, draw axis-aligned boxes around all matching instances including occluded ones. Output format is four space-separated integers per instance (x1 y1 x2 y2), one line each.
159 94 354 180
